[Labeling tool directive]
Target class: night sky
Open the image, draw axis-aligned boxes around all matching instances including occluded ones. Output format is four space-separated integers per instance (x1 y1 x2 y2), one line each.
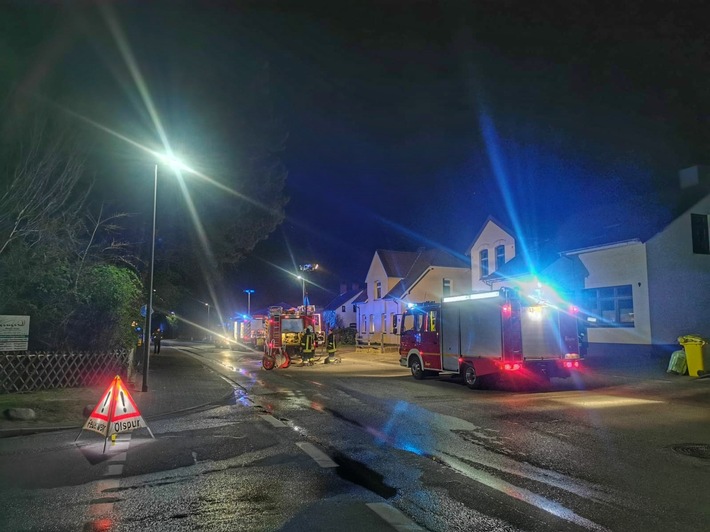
2 0 709 315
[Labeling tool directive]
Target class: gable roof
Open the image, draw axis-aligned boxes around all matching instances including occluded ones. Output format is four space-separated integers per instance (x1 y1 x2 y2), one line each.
323 288 365 312
384 248 469 299
465 215 515 255
375 249 422 278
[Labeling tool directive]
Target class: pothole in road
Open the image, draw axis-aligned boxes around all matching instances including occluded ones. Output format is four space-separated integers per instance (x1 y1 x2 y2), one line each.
332 453 397 499
671 443 710 459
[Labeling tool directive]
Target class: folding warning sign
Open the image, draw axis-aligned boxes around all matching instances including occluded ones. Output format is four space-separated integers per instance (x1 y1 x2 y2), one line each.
76 375 154 451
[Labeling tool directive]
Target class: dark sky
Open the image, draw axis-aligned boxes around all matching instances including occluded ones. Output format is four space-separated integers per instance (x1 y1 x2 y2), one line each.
3 0 709 315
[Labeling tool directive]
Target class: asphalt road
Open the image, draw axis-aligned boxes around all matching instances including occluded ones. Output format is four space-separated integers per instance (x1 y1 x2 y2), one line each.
0 343 708 531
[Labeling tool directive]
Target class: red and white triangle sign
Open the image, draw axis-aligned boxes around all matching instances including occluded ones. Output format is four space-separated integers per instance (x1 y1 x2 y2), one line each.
82 375 150 437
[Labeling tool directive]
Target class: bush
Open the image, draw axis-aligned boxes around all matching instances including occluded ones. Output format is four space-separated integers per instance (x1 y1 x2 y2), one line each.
336 327 357 345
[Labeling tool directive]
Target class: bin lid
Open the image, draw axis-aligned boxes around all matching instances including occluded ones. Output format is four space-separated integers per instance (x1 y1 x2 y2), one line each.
678 334 707 345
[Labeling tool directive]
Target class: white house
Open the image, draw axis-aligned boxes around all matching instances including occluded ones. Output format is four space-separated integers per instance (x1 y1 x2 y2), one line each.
356 248 471 348
323 284 365 330
466 216 516 291
474 167 710 359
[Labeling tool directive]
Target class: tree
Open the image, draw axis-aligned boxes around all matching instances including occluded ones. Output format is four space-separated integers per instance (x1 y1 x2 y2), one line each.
0 119 144 351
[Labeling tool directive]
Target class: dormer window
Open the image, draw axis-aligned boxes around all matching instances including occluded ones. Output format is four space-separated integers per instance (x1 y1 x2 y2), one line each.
375 280 382 299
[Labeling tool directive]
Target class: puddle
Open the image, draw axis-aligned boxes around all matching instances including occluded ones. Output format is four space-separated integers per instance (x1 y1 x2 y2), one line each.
332 453 397 499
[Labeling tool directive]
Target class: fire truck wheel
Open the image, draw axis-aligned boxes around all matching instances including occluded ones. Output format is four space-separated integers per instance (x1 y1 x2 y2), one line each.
410 357 424 380
262 356 275 370
463 364 479 389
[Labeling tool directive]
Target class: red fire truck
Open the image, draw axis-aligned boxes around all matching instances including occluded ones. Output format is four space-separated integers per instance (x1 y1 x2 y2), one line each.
234 315 267 348
262 306 323 370
399 288 582 388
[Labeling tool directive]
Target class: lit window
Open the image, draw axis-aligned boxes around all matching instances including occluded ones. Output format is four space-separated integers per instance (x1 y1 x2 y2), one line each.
495 245 505 270
480 249 489 278
369 314 375 333
691 213 710 254
581 285 634 327
375 281 382 299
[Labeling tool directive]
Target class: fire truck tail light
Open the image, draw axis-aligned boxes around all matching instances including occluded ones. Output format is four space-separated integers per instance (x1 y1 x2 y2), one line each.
502 304 512 317
569 305 579 314
503 363 521 371
564 360 581 369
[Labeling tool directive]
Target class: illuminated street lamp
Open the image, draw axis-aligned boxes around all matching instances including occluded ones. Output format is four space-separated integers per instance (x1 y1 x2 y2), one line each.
244 289 255 316
142 156 187 393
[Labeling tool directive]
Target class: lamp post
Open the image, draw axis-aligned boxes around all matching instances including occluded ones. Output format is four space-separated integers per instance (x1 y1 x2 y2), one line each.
297 275 305 307
205 302 211 338
141 164 158 392
244 289 255 316
141 155 188 393
298 263 318 312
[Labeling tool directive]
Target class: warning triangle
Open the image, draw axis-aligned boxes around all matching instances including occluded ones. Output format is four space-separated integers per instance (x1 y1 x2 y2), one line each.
81 375 151 438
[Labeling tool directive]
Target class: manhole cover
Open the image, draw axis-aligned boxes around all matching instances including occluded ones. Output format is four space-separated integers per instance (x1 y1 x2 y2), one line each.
671 443 710 459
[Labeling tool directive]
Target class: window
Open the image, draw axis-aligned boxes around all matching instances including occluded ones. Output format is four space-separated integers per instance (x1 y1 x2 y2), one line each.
479 249 489 278
691 213 710 254
375 281 382 299
391 313 399 334
353 304 357 313
369 314 375 333
442 278 451 297
402 312 423 333
495 245 505 270
582 285 634 327
341 305 346 312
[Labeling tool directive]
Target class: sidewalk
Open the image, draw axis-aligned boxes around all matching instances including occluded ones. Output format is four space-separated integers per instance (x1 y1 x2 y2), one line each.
0 343 235 437
129 344 235 419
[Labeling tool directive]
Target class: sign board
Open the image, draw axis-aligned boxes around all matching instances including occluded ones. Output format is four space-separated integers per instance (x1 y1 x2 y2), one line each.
78 375 153 451
0 315 30 351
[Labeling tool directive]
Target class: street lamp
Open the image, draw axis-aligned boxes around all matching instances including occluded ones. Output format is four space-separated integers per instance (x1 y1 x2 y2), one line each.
298 263 318 311
142 157 186 393
297 275 305 307
205 302 210 327
141 164 158 393
244 289 255 316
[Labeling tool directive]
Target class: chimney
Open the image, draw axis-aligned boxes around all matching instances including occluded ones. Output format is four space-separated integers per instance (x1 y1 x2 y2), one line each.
679 165 710 189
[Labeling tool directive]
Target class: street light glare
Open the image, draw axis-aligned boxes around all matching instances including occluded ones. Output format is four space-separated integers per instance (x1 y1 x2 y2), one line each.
158 152 190 172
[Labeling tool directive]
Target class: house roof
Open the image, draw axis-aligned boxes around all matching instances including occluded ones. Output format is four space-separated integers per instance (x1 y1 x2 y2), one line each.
323 288 365 311
375 249 423 278
465 215 515 255
384 248 469 299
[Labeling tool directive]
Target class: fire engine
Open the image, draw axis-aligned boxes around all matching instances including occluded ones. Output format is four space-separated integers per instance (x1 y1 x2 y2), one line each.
234 315 267 348
399 287 582 388
262 305 323 370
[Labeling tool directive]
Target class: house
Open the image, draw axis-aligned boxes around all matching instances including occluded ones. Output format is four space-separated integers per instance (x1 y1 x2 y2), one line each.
323 284 365 330
466 216 516 291
355 248 471 348
472 166 710 359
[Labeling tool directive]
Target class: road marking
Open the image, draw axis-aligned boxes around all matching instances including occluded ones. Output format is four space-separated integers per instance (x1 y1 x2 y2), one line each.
295 442 338 468
366 503 424 531
261 414 288 427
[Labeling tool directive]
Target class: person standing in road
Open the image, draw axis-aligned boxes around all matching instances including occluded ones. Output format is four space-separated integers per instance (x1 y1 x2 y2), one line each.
324 329 336 364
298 326 315 366
152 328 162 354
